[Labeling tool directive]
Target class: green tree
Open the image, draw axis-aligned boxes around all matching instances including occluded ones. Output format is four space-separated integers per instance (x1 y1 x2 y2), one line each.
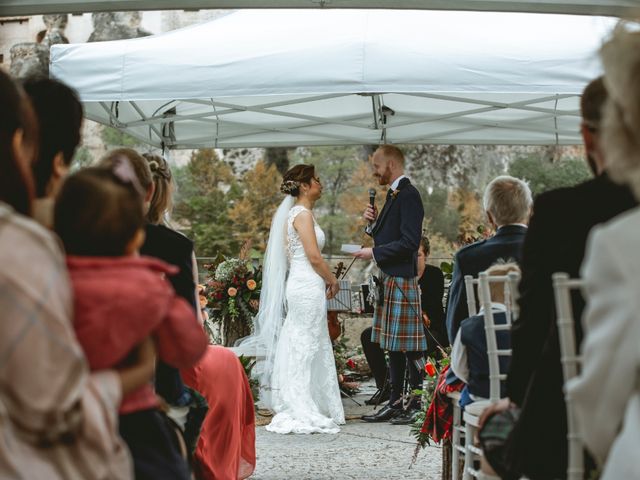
508 156 592 196
100 125 140 148
228 160 283 252
419 186 461 243
173 149 237 257
293 146 360 256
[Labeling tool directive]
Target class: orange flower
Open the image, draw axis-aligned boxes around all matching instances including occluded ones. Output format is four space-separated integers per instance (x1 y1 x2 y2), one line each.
227 287 238 297
247 279 257 291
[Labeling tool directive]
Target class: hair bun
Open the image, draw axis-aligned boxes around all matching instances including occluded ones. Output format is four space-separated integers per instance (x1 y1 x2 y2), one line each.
148 160 159 172
280 179 300 195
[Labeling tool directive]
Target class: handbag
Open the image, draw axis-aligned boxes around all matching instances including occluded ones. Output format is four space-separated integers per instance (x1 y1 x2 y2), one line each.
477 406 521 480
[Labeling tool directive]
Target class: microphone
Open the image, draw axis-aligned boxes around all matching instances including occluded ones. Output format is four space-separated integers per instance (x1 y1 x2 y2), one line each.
369 188 376 210
365 188 377 234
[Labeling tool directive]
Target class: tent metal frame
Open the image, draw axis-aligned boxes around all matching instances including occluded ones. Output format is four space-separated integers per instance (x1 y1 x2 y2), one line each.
89 90 580 149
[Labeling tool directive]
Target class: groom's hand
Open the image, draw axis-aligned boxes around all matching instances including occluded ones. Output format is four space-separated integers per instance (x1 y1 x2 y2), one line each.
352 248 373 260
363 205 377 222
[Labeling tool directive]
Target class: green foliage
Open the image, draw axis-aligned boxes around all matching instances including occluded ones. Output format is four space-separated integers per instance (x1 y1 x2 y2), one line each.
419 186 461 243
71 145 93 170
100 125 140 148
508 155 592 196
293 146 360 255
173 149 238 257
238 355 260 407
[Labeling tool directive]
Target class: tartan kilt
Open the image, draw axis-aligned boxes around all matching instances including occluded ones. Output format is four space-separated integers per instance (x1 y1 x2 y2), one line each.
371 273 427 352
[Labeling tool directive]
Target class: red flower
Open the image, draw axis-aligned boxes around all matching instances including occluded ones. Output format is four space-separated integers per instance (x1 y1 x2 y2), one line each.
346 358 356 370
425 361 437 377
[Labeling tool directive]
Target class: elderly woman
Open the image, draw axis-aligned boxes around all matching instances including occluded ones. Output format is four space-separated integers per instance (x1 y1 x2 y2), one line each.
568 26 640 480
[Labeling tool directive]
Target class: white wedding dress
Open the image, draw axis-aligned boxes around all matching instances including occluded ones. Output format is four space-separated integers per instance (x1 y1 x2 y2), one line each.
265 205 346 434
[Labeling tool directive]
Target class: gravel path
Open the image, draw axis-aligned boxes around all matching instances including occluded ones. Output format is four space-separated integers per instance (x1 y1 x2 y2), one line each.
251 383 442 480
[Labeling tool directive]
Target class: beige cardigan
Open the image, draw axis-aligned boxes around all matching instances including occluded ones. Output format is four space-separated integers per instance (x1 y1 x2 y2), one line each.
0 203 132 480
569 206 640 480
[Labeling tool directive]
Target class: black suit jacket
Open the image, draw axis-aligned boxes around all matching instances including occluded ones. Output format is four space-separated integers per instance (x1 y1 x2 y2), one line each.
369 177 424 278
419 264 448 355
140 223 197 404
445 224 527 343
505 174 636 479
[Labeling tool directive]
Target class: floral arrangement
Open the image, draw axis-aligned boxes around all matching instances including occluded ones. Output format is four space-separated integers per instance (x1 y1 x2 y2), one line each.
410 347 451 465
332 335 362 396
203 243 262 346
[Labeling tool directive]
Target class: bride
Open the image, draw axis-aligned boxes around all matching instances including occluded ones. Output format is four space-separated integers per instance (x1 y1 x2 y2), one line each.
240 164 345 434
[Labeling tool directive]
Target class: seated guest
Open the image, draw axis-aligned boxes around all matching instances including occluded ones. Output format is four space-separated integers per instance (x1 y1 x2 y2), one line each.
22 76 83 228
417 235 448 358
54 164 208 480
479 76 637 480
569 28 640 480
451 262 520 407
446 175 531 344
0 69 142 479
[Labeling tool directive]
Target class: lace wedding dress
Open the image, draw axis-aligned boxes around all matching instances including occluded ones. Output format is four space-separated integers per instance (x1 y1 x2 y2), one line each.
265 205 346 434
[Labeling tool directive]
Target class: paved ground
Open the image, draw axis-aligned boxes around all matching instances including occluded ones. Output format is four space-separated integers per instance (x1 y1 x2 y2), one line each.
252 382 442 480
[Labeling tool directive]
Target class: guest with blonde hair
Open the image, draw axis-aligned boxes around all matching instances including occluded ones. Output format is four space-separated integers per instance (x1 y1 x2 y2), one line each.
136 151 256 480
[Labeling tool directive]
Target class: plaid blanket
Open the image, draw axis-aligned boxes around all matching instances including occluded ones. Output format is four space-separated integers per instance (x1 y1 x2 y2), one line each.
372 273 427 352
421 365 464 443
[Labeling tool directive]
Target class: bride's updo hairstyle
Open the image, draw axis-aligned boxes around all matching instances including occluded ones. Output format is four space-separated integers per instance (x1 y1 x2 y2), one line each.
600 25 640 199
280 164 315 197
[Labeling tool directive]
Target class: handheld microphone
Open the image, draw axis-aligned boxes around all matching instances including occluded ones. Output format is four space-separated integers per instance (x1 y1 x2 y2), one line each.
365 188 377 234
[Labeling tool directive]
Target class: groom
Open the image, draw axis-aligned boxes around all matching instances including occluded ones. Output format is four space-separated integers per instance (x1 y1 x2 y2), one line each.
353 145 427 423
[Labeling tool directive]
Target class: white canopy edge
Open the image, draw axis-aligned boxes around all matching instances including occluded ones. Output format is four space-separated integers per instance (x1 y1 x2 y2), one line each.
51 10 615 148
2 0 640 17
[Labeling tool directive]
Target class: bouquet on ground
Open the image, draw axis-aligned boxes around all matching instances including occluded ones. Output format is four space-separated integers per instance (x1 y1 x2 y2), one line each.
203 243 262 346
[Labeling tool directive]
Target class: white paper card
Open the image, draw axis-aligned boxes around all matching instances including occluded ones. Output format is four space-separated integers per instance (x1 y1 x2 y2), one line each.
341 244 361 254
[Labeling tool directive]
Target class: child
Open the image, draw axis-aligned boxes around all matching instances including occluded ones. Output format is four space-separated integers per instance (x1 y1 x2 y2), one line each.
54 162 208 480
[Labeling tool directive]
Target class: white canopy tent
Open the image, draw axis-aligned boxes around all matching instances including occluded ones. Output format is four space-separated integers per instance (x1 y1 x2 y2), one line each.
50 9 615 148
2 0 639 17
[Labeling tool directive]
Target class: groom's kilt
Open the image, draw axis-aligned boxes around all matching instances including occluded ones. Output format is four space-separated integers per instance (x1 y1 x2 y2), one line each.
371 274 427 352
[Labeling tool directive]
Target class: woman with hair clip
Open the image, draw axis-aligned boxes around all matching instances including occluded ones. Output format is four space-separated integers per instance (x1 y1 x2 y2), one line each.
139 152 256 480
0 65 151 480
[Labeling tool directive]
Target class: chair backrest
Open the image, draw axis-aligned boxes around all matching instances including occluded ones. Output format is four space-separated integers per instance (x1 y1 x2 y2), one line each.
464 275 478 317
552 272 585 480
477 271 520 402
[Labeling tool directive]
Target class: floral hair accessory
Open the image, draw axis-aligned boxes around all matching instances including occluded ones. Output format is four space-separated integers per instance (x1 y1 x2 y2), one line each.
280 179 300 195
111 156 144 195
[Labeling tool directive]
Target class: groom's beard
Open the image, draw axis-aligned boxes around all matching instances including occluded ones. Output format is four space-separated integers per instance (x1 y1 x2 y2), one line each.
375 166 393 186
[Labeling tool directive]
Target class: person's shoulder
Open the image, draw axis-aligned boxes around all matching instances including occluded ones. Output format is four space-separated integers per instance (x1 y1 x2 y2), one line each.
0 203 63 260
460 313 484 333
145 223 193 250
534 175 616 210
425 263 444 277
591 205 640 246
455 238 488 260
400 180 421 197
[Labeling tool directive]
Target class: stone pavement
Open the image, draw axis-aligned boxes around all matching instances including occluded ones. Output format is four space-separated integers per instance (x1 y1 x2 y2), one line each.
252 382 442 480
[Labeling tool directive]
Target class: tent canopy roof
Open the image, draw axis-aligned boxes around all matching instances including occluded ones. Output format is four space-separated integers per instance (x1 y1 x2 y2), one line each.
2 0 638 16
50 9 615 148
